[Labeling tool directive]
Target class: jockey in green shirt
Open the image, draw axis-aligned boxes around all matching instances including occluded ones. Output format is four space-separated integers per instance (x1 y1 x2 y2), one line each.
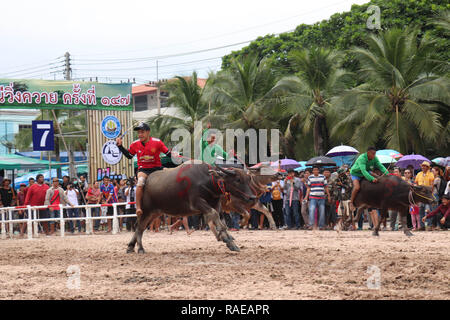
349 146 389 209
200 124 233 165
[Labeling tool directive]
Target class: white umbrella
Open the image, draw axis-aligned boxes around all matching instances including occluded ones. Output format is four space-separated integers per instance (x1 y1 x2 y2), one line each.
326 145 359 157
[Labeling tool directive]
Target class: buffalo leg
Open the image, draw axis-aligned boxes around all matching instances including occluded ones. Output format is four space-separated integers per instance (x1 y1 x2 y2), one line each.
373 209 387 236
400 210 413 236
204 209 239 252
127 213 156 254
239 211 250 229
253 202 276 230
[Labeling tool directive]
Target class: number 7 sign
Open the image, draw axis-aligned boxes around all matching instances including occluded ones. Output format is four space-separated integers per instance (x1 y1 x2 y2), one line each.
32 120 54 151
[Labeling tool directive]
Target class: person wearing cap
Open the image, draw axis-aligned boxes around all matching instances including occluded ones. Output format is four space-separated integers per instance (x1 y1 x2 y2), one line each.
415 161 435 230
422 194 449 229
349 146 389 210
116 122 173 216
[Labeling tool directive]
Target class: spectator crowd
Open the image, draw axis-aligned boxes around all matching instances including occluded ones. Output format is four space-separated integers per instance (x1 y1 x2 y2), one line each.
0 162 449 237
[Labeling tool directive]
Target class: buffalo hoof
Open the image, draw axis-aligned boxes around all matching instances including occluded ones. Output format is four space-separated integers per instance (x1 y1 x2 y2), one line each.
372 231 379 237
138 248 145 254
226 241 240 252
126 247 135 254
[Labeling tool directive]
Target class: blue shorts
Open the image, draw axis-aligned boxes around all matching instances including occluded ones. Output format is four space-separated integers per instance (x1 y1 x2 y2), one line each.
351 175 362 181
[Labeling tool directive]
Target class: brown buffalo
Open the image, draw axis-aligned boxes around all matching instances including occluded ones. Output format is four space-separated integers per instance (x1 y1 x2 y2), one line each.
352 175 434 236
126 161 256 253
221 166 282 230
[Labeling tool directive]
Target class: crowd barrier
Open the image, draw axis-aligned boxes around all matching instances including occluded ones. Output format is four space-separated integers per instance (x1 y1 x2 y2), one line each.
0 202 137 240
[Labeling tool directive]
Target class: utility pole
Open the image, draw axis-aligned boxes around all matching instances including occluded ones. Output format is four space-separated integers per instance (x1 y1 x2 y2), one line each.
156 60 161 115
61 51 76 178
64 52 71 80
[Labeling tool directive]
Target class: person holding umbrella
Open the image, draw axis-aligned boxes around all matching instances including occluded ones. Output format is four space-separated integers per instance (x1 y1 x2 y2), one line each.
349 147 389 211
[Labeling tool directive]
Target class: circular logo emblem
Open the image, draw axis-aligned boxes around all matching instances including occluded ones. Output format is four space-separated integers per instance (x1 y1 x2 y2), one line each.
101 115 121 139
102 140 122 165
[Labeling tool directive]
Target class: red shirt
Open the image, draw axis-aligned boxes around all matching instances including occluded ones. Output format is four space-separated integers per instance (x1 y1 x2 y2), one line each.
50 189 61 206
426 203 450 219
24 183 49 210
128 137 169 169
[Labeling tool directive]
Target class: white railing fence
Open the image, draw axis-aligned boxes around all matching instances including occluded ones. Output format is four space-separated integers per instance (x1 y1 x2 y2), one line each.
0 202 137 240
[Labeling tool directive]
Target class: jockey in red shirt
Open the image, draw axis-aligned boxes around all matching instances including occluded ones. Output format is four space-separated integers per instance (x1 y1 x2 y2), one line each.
116 122 174 216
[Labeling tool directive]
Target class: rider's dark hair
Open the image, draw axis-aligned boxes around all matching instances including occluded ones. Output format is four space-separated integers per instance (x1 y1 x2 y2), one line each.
367 146 376 152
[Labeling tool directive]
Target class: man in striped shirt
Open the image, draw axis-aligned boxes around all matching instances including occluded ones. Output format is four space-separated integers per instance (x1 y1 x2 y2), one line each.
305 166 331 230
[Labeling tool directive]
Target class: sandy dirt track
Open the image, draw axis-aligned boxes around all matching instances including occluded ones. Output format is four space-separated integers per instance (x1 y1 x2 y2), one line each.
0 229 448 300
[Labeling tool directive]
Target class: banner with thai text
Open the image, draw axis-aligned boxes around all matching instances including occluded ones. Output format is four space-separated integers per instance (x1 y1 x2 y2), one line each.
0 78 132 111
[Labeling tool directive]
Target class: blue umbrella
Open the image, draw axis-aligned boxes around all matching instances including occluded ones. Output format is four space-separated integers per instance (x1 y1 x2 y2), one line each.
294 161 309 172
432 157 450 167
376 149 403 159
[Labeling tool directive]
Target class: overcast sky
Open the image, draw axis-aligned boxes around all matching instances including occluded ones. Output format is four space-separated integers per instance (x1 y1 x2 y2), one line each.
0 0 368 83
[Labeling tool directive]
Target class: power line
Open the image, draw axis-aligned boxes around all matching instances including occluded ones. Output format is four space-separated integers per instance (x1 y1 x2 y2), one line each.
71 40 252 64
73 56 223 71
0 56 63 73
71 0 353 59
0 61 65 77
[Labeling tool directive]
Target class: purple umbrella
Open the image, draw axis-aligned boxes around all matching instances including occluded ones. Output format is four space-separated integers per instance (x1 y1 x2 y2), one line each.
396 154 431 170
270 159 301 170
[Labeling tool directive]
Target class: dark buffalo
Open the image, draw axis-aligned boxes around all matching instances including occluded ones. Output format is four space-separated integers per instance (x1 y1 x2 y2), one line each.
221 166 282 230
126 161 256 253
352 175 434 236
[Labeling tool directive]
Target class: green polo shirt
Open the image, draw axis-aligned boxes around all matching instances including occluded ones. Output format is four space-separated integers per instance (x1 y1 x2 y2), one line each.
350 153 388 182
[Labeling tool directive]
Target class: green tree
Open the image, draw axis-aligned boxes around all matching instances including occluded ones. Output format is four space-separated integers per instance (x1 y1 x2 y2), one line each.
146 72 211 156
209 55 280 131
331 28 450 155
222 0 450 73
271 47 351 156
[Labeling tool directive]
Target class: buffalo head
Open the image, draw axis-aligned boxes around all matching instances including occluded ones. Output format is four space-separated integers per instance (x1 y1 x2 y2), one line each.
411 185 434 204
210 167 256 203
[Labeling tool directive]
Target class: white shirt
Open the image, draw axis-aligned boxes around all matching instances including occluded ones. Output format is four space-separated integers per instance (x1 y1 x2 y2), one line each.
66 189 79 206
125 186 136 209
445 181 450 196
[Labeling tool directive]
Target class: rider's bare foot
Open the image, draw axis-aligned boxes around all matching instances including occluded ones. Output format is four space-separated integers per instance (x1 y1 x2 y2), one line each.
136 208 143 216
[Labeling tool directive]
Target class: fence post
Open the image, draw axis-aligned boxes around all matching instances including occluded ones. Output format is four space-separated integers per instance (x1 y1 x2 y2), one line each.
86 206 92 235
33 209 39 237
1 210 6 240
112 203 119 235
27 206 33 240
8 209 13 239
59 204 65 237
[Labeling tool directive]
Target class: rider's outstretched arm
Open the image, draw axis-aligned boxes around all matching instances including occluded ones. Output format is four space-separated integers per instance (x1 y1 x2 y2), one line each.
118 145 134 159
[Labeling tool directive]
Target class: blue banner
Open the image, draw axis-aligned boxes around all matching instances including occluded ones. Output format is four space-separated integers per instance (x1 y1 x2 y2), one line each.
32 120 54 151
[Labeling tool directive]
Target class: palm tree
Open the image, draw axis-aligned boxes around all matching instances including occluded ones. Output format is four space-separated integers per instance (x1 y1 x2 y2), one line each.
209 54 280 131
146 72 211 156
270 47 351 156
331 28 450 154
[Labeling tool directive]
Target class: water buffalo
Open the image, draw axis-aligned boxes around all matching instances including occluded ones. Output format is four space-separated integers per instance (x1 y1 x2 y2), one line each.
352 175 433 237
126 161 256 253
221 166 283 230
